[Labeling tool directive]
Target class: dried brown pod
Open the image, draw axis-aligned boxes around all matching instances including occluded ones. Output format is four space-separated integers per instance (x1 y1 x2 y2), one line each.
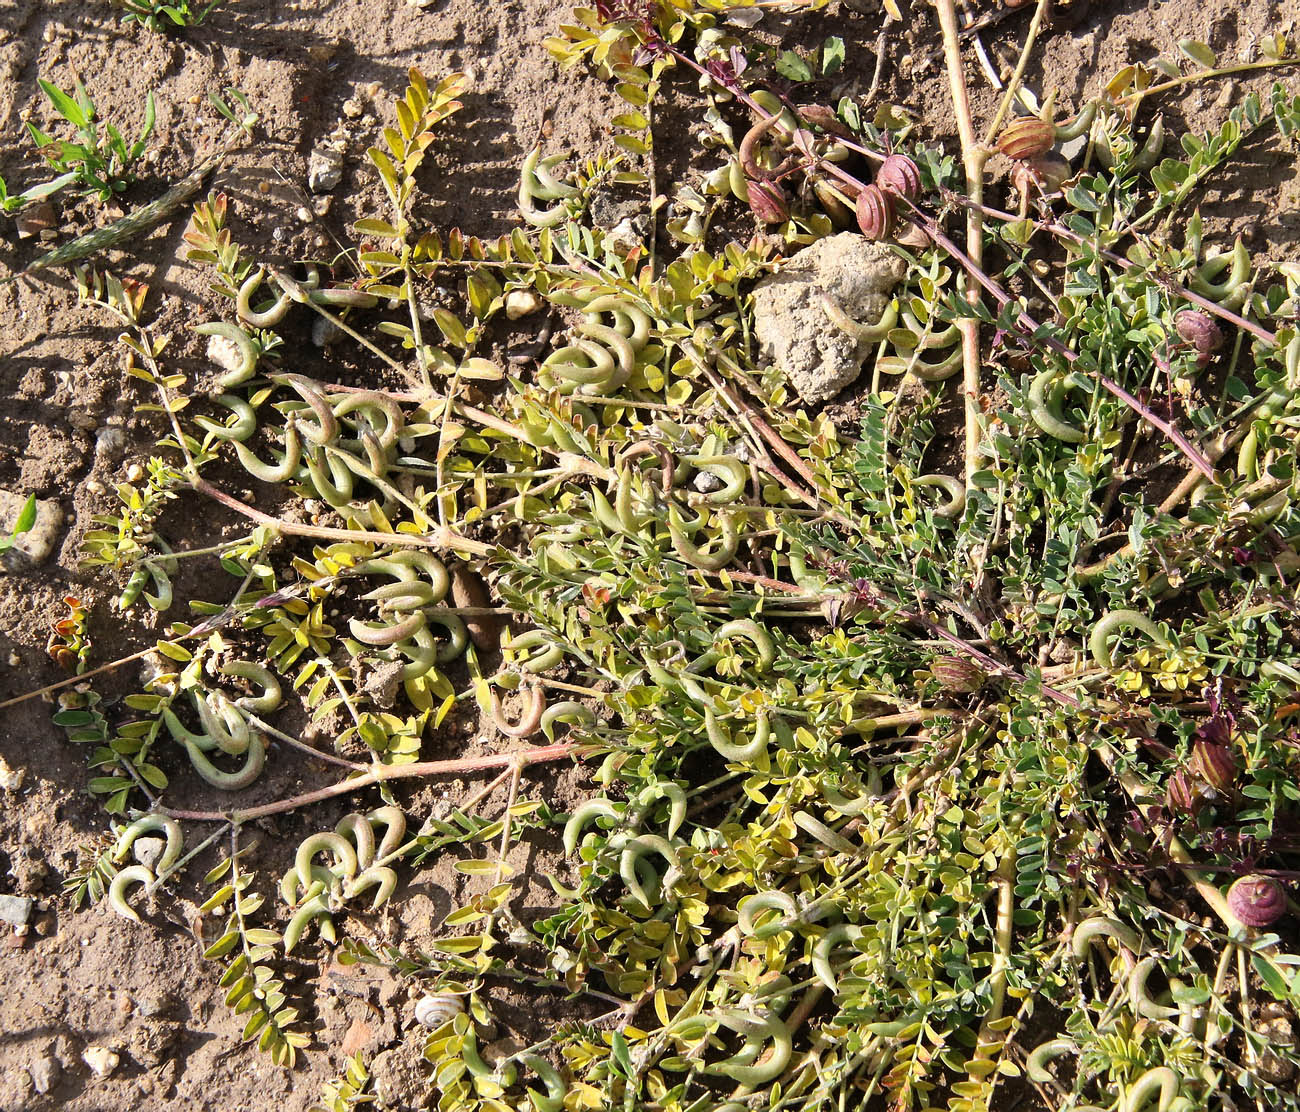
876 154 921 202
1012 153 1071 198
747 180 790 224
931 654 986 694
1165 767 1206 817
997 116 1056 162
451 565 501 650
1175 309 1225 355
1227 875 1287 928
1189 738 1237 792
855 183 895 240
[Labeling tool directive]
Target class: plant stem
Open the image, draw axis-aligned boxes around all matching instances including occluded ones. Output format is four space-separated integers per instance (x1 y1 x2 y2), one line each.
161 741 576 823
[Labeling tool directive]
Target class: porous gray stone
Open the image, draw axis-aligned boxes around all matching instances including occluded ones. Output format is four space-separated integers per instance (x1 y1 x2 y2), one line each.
0 490 63 570
752 232 906 405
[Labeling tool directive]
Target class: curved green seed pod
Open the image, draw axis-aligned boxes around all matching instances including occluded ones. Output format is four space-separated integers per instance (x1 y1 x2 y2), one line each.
1129 955 1180 1020
233 417 302 483
283 892 331 953
684 454 748 505
519 1053 567 1112
307 287 379 309
532 153 579 200
541 700 595 742
1089 609 1171 668
220 661 282 714
1261 661 1300 686
195 321 260 388
614 467 651 533
519 147 571 227
395 624 437 681
349 612 427 647
193 692 251 756
162 707 216 752
619 835 681 907
1190 240 1250 310
108 864 155 923
1124 1066 1180 1112
668 507 739 571
345 865 398 909
384 551 451 601
793 810 856 853
589 486 628 536
1054 99 1099 141
276 374 339 445
900 307 961 350
504 629 565 673
305 445 355 508
113 814 183 873
183 734 266 790
295 832 359 889
634 782 687 839
336 812 377 867
280 864 335 906
876 346 964 382
1028 369 1086 443
738 890 798 938
194 394 257 442
913 473 966 519
333 393 404 449
579 321 636 377
708 1012 792 1087
812 923 864 990
542 340 615 386
1026 1038 1077 1085
705 708 770 763
141 561 173 612
1072 915 1140 958
366 580 440 611
821 292 898 343
714 618 775 670
236 269 293 328
563 799 622 855
1130 114 1165 172
368 806 406 861
426 611 469 663
585 295 650 349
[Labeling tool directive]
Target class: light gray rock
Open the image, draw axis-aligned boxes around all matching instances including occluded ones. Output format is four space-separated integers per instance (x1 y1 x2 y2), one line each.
752 232 906 405
0 894 33 927
370 1036 429 1110
0 490 63 570
29 1056 59 1095
131 836 167 874
307 144 344 193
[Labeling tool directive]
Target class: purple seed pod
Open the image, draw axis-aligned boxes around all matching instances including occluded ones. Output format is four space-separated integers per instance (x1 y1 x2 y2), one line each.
747 180 790 225
876 154 921 202
1165 767 1206 817
1189 738 1237 793
1174 309 1225 355
1227 875 1287 928
930 654 987 694
855 183 895 240
997 116 1055 161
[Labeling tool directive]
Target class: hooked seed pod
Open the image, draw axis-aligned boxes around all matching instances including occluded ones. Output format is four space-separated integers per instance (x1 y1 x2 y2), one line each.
519 147 577 228
854 183 895 241
997 116 1056 162
1165 767 1206 818
1226 875 1287 928
876 154 921 201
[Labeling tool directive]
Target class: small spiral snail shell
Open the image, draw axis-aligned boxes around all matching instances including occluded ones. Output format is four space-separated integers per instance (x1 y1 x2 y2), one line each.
414 992 465 1029
1227 875 1287 928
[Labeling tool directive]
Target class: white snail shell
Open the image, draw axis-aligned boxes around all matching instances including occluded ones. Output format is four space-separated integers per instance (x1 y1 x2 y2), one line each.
414 993 464 1029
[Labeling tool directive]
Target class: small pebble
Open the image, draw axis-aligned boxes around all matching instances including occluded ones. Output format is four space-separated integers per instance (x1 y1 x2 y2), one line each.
0 755 23 790
342 97 364 119
29 1056 59 1095
82 1046 120 1079
131 837 167 873
0 895 34 927
258 180 272 194
296 205 313 224
313 196 332 217
126 463 145 483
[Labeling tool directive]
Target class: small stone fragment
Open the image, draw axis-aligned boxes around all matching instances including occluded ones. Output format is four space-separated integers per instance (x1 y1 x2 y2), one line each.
82 1046 120 1079
504 289 542 320
205 334 246 379
14 202 55 240
307 144 344 193
0 895 34 927
370 1037 429 1110
342 97 364 119
131 836 166 873
0 755 24 792
296 205 313 224
29 1056 60 1095
312 316 342 348
313 196 333 217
